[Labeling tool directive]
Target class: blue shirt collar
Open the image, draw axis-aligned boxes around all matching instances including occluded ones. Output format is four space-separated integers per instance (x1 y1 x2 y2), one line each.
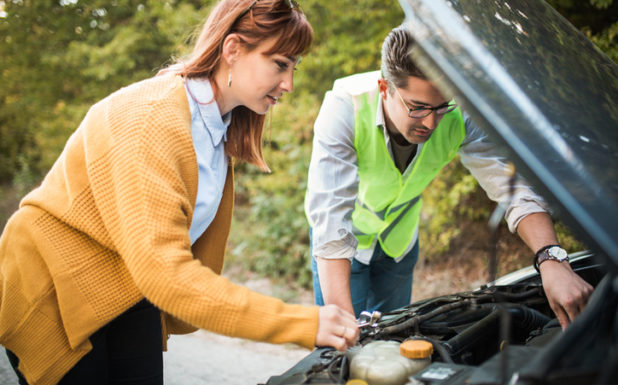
185 77 231 146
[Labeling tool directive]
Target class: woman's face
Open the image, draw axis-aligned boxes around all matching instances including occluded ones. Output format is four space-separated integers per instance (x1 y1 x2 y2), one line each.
230 37 298 115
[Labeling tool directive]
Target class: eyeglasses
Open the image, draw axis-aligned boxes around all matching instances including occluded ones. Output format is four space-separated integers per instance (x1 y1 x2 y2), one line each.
394 87 457 119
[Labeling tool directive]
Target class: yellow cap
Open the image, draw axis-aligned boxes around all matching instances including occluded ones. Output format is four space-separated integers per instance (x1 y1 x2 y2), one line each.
400 340 433 359
346 380 369 385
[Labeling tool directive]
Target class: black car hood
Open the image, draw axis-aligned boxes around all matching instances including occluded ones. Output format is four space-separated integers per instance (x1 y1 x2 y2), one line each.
398 0 618 269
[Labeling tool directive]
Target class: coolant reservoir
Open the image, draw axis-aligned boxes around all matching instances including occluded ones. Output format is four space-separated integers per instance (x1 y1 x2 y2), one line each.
349 340 433 385
399 340 433 373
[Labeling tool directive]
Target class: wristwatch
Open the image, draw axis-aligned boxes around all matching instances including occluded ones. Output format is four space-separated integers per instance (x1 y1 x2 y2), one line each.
534 245 569 272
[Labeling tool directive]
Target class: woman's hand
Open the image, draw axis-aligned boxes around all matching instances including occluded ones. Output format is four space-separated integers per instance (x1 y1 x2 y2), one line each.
315 304 360 351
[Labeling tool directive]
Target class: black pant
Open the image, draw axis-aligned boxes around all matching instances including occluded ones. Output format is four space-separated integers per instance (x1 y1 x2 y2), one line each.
7 299 163 385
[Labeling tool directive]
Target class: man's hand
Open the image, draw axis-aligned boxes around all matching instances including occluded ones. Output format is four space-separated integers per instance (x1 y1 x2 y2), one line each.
516 212 594 328
539 260 594 329
315 305 359 351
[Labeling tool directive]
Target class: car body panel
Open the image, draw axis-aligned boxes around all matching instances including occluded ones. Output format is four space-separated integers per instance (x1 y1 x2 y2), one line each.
398 0 618 270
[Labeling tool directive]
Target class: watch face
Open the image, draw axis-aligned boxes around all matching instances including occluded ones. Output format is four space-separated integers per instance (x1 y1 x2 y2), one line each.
548 246 568 261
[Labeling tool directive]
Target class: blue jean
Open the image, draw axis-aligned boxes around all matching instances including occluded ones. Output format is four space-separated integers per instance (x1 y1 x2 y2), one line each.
310 233 419 318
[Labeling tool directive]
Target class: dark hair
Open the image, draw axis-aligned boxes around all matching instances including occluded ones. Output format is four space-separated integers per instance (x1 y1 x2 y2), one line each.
170 0 313 171
380 25 426 92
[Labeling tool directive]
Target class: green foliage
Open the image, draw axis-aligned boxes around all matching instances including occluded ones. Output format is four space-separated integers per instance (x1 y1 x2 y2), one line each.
590 0 614 8
555 222 588 253
417 160 587 262
586 21 618 63
294 0 404 97
11 153 38 199
546 0 618 62
419 160 488 258
0 0 614 287
228 94 319 287
0 0 206 184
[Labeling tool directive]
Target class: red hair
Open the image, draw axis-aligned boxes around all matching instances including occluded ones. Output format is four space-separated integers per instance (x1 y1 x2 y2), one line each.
171 0 313 171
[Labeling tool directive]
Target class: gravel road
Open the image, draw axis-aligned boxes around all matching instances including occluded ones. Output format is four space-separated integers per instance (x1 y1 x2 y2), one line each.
163 330 310 384
0 331 310 385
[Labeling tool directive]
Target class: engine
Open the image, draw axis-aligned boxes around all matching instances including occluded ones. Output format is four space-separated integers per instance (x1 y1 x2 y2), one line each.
265 254 617 385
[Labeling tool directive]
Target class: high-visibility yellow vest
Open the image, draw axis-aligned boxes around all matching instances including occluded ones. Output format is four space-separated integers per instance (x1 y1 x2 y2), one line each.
351 73 466 258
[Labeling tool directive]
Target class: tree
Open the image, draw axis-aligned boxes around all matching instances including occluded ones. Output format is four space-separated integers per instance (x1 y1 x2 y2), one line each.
0 0 207 184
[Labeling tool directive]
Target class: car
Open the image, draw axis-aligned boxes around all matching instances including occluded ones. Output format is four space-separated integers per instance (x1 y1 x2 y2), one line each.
263 0 618 384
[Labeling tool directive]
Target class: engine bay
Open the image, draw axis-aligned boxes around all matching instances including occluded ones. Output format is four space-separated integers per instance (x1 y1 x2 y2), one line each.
265 254 617 385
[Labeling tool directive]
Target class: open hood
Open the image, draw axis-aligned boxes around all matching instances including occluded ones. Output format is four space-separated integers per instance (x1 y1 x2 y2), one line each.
398 0 618 270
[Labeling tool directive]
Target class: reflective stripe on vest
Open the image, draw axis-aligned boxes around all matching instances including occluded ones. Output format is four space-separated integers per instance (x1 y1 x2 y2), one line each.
351 77 465 258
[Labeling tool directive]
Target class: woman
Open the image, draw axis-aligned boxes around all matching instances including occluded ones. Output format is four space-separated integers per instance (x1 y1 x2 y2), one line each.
0 0 359 384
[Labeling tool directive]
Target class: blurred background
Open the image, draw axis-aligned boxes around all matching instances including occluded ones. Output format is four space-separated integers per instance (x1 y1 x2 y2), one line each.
1 0 616 302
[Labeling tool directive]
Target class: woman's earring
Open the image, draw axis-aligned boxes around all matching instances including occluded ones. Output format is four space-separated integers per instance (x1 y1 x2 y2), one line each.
228 69 232 87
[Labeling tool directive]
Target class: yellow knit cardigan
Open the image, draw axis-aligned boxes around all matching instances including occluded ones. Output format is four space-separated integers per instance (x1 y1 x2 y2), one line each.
0 74 318 385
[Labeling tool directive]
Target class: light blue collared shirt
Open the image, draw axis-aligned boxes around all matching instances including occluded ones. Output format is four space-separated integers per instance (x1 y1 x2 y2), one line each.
185 77 231 244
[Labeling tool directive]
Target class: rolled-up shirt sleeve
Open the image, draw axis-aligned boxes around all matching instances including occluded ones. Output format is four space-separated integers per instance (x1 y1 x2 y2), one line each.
459 114 550 233
305 89 359 261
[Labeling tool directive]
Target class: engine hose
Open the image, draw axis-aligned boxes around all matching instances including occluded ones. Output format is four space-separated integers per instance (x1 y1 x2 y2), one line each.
327 354 347 384
418 291 544 334
380 300 473 334
507 303 551 331
421 306 494 330
443 304 550 356
491 287 543 302
379 292 546 336
443 309 501 356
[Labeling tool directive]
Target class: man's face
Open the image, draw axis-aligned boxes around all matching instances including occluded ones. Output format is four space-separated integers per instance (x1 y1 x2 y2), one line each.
379 76 451 144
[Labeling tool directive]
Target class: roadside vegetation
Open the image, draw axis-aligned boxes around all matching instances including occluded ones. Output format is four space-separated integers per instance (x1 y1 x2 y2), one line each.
1 0 615 295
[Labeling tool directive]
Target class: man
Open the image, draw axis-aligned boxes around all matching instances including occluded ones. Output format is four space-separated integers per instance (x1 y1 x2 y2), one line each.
305 25 593 329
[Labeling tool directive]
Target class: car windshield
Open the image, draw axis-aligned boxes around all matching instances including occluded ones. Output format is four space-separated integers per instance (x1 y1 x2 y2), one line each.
398 0 618 268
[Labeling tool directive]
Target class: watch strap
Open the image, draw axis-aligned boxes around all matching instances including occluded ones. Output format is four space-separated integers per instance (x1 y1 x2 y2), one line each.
533 244 561 273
